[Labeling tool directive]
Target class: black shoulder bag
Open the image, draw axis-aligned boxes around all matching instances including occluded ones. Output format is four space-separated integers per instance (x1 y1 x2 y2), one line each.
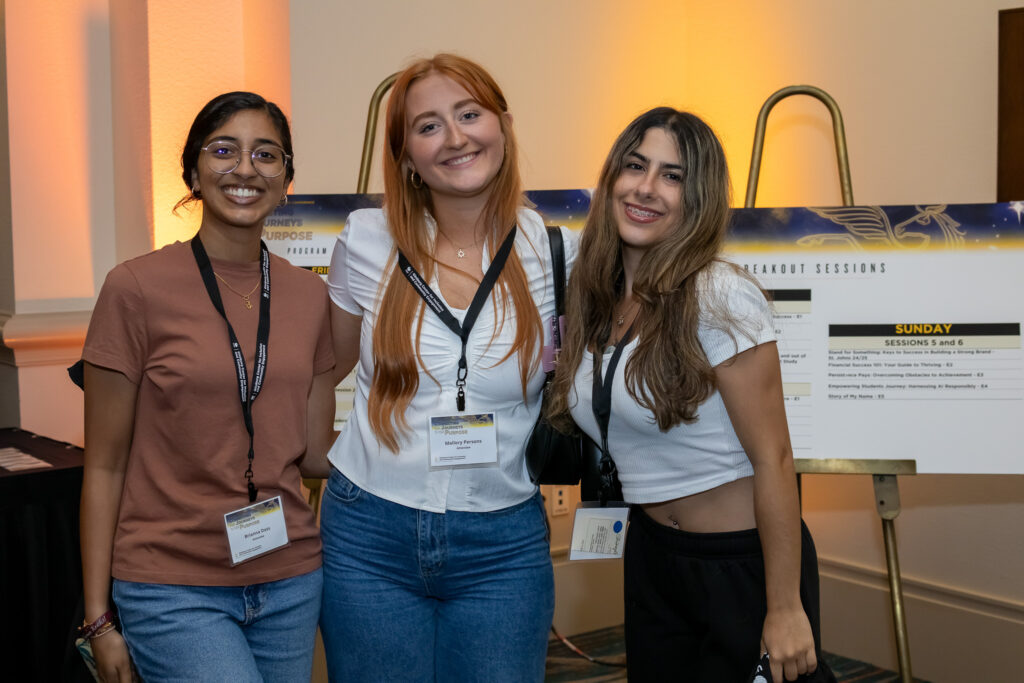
525 227 585 485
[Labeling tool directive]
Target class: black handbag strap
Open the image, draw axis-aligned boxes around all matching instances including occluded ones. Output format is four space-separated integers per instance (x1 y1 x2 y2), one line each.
546 226 566 326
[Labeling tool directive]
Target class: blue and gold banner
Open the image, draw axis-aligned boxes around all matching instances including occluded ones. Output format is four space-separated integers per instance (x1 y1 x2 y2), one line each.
265 194 1024 269
727 202 1024 251
268 194 1024 474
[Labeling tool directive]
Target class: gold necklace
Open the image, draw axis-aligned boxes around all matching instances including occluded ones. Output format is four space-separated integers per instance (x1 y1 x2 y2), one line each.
214 272 260 309
437 229 477 259
615 299 639 326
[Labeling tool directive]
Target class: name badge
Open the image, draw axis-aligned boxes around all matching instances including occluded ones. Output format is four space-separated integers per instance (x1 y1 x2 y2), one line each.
223 495 290 566
428 412 498 467
569 502 630 560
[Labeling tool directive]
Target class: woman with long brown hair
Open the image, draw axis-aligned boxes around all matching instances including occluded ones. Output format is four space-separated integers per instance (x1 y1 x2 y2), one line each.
319 54 571 681
548 107 834 683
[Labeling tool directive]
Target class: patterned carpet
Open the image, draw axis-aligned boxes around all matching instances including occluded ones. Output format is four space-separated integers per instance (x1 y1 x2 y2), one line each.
544 625 932 682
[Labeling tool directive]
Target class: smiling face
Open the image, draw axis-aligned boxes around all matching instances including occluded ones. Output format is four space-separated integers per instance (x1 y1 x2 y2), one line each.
612 126 684 261
192 108 288 233
403 72 506 207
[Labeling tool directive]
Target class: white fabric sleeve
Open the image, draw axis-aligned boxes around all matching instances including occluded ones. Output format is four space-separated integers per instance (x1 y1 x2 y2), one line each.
699 267 776 367
560 225 580 275
326 218 361 315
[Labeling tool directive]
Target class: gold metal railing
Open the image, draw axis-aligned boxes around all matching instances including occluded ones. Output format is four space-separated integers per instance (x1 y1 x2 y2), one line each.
356 73 399 193
744 85 854 208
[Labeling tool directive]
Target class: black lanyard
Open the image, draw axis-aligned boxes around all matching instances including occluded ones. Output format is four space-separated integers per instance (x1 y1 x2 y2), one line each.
591 323 635 505
191 236 270 503
397 225 517 412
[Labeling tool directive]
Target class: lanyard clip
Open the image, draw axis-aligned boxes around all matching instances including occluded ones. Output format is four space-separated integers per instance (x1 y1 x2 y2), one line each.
456 358 468 411
245 460 257 503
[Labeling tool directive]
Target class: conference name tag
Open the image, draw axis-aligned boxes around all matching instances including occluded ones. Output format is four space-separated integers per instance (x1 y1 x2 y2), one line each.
428 413 498 467
569 503 630 560
223 495 289 566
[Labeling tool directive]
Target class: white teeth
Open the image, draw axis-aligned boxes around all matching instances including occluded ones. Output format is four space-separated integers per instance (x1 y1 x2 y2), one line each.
444 153 476 166
224 187 260 198
626 205 660 218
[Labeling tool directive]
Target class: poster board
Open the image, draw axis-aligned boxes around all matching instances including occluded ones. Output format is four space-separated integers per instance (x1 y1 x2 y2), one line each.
266 194 1024 475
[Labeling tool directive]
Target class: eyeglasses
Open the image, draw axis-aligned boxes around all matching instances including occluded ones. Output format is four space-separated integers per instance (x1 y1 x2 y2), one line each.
200 140 291 178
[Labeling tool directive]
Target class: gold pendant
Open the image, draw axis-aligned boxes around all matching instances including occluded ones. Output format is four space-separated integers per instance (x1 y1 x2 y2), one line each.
243 296 253 310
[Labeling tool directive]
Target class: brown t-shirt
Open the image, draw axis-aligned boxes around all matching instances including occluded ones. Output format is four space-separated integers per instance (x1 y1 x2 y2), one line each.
83 240 333 585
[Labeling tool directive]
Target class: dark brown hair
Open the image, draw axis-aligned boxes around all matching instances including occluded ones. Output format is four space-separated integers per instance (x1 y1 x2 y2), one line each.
548 107 750 431
175 91 294 211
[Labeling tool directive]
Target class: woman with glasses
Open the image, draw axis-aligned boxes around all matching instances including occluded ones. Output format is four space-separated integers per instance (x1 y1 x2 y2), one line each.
79 91 335 682
318 54 571 682
547 108 834 683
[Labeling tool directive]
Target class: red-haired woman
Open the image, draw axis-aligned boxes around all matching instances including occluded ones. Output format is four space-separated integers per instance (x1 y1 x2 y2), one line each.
319 54 572 682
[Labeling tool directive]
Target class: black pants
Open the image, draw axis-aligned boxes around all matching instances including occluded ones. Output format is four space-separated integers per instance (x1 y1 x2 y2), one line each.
624 507 836 683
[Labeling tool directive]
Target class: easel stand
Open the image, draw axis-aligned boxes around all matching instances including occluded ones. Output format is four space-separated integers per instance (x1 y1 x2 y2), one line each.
796 459 916 683
749 87 915 682
876 473 914 681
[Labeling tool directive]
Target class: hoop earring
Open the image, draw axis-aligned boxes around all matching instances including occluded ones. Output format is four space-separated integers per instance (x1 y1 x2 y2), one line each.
279 195 288 207
410 169 424 189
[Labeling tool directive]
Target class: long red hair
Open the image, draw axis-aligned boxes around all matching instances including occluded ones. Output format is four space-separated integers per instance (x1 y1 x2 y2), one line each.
369 54 541 451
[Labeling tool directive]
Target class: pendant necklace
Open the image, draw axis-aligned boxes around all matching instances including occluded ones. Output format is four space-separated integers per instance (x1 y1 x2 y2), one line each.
616 299 639 326
438 228 477 259
214 272 260 310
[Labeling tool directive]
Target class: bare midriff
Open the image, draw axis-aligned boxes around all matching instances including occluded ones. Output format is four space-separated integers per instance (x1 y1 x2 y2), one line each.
640 475 757 533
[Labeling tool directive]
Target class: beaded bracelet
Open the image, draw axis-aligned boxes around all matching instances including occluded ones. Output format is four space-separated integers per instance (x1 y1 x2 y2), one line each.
80 610 115 640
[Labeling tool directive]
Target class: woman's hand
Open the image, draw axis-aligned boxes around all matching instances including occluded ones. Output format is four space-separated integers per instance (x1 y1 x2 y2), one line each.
91 630 134 683
761 606 817 681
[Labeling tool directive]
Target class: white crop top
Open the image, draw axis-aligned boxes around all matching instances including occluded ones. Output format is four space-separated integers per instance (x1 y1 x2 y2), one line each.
568 262 776 504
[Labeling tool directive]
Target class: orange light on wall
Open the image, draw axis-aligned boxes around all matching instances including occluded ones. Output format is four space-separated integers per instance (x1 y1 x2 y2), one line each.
6 0 109 301
143 0 291 248
679 3 846 208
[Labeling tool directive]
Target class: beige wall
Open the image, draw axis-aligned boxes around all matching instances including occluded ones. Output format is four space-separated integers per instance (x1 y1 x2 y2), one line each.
2 0 113 442
289 0 695 195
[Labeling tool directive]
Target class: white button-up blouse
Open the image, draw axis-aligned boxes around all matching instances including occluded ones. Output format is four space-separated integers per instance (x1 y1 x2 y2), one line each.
326 207 578 512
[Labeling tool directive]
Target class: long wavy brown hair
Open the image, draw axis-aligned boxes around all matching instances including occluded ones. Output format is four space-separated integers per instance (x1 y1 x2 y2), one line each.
370 54 541 451
548 107 749 431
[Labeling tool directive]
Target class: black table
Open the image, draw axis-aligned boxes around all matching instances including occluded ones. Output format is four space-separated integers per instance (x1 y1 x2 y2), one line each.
0 427 91 682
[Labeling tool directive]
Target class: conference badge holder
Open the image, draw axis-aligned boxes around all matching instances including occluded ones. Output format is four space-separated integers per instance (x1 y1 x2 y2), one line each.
568 502 630 560
224 495 290 566
428 412 499 468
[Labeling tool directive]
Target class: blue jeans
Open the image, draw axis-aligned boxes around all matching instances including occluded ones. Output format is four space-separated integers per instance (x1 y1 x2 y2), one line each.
319 468 555 683
112 568 322 682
